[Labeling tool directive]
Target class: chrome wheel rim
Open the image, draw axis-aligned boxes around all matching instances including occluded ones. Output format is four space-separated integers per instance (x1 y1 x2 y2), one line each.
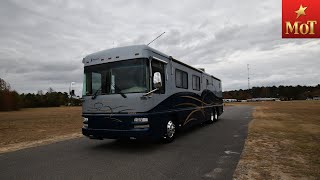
211 112 214 121
166 121 175 138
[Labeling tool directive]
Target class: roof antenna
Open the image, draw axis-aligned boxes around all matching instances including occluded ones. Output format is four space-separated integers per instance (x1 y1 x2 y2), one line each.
147 32 165 46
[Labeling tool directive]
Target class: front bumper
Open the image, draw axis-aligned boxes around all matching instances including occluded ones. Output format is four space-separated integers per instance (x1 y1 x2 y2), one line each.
82 113 166 139
82 127 153 139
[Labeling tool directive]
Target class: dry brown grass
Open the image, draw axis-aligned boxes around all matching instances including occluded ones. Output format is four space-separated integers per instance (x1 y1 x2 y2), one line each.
233 101 320 180
0 107 82 153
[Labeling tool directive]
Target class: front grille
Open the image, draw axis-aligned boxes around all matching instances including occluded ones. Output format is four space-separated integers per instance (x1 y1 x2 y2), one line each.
88 116 130 130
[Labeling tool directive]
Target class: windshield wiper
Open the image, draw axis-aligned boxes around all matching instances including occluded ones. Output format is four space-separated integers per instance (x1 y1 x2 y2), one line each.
92 85 127 99
111 83 127 98
91 87 102 99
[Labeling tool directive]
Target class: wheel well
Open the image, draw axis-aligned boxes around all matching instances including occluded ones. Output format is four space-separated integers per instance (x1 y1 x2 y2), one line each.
212 107 217 113
171 114 179 126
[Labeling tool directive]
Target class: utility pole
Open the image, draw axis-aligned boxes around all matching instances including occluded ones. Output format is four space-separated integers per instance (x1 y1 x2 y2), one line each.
247 64 250 90
69 82 75 106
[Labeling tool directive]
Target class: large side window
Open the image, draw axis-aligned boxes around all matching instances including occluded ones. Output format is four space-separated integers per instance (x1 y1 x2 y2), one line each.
83 73 87 96
175 69 188 89
152 60 165 93
192 75 200 91
85 72 102 95
92 72 102 94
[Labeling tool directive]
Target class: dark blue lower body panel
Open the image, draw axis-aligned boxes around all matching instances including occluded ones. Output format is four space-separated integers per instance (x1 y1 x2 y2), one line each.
82 105 223 140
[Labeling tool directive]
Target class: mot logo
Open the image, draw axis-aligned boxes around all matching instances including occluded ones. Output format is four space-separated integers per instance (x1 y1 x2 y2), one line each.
282 0 320 38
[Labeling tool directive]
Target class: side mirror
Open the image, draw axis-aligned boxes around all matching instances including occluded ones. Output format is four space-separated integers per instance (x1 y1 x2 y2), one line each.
153 72 162 89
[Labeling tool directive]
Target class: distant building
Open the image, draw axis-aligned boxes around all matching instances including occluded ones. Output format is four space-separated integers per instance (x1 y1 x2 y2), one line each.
313 96 320 100
223 99 237 102
247 98 280 102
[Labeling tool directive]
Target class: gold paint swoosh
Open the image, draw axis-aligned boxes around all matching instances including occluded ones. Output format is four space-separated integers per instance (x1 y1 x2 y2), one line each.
178 94 218 126
175 102 206 118
183 118 198 126
109 117 122 122
174 103 199 107
183 109 205 126
181 96 207 105
181 95 215 106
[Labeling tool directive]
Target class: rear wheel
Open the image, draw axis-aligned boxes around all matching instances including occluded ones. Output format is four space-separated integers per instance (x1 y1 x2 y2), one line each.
208 109 218 124
214 109 219 121
162 120 176 143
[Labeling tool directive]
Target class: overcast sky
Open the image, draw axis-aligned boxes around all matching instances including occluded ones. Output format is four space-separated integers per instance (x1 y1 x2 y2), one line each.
0 0 319 95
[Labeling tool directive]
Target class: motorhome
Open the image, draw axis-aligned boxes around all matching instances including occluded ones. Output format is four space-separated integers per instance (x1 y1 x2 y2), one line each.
82 45 223 143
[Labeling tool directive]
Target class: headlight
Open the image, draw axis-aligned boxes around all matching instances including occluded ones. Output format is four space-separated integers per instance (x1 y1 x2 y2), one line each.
134 118 148 123
83 117 88 128
83 117 88 123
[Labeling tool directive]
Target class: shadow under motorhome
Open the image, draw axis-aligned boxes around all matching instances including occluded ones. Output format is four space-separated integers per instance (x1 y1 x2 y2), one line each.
81 45 223 143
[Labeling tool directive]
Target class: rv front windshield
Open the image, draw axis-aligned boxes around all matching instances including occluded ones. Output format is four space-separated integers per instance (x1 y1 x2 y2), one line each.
83 58 150 96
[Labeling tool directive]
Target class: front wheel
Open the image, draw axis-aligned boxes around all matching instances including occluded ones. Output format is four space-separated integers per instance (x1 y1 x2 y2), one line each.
162 120 176 143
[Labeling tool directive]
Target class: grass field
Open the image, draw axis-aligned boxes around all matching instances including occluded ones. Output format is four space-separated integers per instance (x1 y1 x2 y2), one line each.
232 101 320 179
0 107 82 153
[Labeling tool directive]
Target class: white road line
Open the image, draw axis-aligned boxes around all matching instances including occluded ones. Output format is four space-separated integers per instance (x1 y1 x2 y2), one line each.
224 150 240 155
203 168 224 179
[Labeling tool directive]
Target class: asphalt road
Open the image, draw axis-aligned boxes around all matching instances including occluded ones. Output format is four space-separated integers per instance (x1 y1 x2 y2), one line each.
0 105 253 180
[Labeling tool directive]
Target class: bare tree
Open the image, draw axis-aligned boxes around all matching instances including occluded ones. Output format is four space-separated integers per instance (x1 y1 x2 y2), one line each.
48 87 54 93
0 78 10 91
37 90 43 95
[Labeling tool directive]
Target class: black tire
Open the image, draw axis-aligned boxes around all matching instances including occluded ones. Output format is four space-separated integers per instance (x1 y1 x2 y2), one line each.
162 120 176 143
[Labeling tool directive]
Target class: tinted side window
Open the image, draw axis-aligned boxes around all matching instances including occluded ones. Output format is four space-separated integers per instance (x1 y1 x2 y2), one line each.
176 69 188 89
192 75 200 91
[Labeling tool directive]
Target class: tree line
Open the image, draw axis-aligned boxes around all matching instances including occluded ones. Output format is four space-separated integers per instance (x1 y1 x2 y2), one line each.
223 84 320 100
0 78 81 111
2 78 320 111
